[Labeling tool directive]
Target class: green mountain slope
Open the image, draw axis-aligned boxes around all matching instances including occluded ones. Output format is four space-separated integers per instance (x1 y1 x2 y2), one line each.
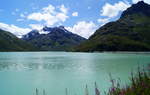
75 1 150 52
0 29 37 51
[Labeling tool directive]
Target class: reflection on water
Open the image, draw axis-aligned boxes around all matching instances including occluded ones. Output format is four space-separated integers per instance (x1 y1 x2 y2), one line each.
0 60 95 72
0 52 150 71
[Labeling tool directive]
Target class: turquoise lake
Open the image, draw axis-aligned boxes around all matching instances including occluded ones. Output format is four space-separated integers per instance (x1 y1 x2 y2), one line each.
0 52 150 95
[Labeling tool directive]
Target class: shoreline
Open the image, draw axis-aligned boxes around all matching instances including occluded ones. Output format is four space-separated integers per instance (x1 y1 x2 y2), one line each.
0 51 150 54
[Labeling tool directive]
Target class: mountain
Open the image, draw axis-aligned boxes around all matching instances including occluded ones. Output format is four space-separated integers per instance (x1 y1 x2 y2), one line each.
121 1 150 17
0 29 37 51
22 26 86 51
75 1 150 52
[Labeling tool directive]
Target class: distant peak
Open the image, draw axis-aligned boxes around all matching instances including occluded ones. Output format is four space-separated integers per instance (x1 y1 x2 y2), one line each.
31 29 39 33
121 0 150 18
43 26 48 29
58 25 65 29
42 26 52 31
42 26 66 31
137 1 145 4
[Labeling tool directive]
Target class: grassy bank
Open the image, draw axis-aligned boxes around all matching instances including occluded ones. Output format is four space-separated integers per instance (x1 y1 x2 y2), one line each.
106 66 150 95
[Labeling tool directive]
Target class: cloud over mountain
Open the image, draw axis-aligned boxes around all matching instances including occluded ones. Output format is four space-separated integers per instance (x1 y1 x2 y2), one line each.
66 21 97 38
27 4 69 26
101 1 130 18
132 0 150 4
0 22 31 38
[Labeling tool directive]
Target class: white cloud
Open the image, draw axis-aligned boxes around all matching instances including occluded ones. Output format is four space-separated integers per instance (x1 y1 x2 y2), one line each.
132 0 150 4
72 12 78 17
29 24 43 30
27 4 69 26
0 22 31 38
16 19 24 22
56 13 68 21
101 1 130 18
59 4 68 14
97 18 110 26
66 21 97 38
42 5 56 14
27 12 45 21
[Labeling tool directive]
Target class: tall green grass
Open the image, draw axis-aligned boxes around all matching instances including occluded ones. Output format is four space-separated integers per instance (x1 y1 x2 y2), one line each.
107 66 150 95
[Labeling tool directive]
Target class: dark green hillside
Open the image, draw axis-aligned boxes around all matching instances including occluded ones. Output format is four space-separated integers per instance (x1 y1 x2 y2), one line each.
75 1 150 52
22 26 86 51
0 29 37 51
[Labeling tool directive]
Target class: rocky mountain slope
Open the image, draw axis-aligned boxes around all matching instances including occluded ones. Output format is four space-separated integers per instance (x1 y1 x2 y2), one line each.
22 26 86 51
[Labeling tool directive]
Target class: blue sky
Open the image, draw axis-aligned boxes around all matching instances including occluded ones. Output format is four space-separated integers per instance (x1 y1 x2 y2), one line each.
0 0 149 38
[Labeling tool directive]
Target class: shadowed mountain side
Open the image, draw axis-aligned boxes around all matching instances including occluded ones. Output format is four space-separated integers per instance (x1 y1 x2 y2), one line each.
22 26 86 51
0 29 38 51
75 1 150 52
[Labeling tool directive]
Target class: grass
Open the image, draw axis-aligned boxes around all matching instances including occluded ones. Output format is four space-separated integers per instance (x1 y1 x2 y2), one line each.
107 66 150 95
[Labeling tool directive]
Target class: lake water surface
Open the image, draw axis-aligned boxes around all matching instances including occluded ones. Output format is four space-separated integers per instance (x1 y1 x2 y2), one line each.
0 52 150 95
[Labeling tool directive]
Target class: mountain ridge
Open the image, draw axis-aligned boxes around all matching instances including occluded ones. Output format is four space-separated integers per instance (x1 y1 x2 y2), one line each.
0 29 38 51
75 1 150 52
22 26 86 51
121 1 150 18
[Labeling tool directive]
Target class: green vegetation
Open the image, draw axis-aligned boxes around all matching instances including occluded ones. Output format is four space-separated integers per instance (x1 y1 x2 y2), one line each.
75 15 150 52
107 66 150 95
75 2 150 52
0 29 38 51
75 35 150 52
27 33 85 51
